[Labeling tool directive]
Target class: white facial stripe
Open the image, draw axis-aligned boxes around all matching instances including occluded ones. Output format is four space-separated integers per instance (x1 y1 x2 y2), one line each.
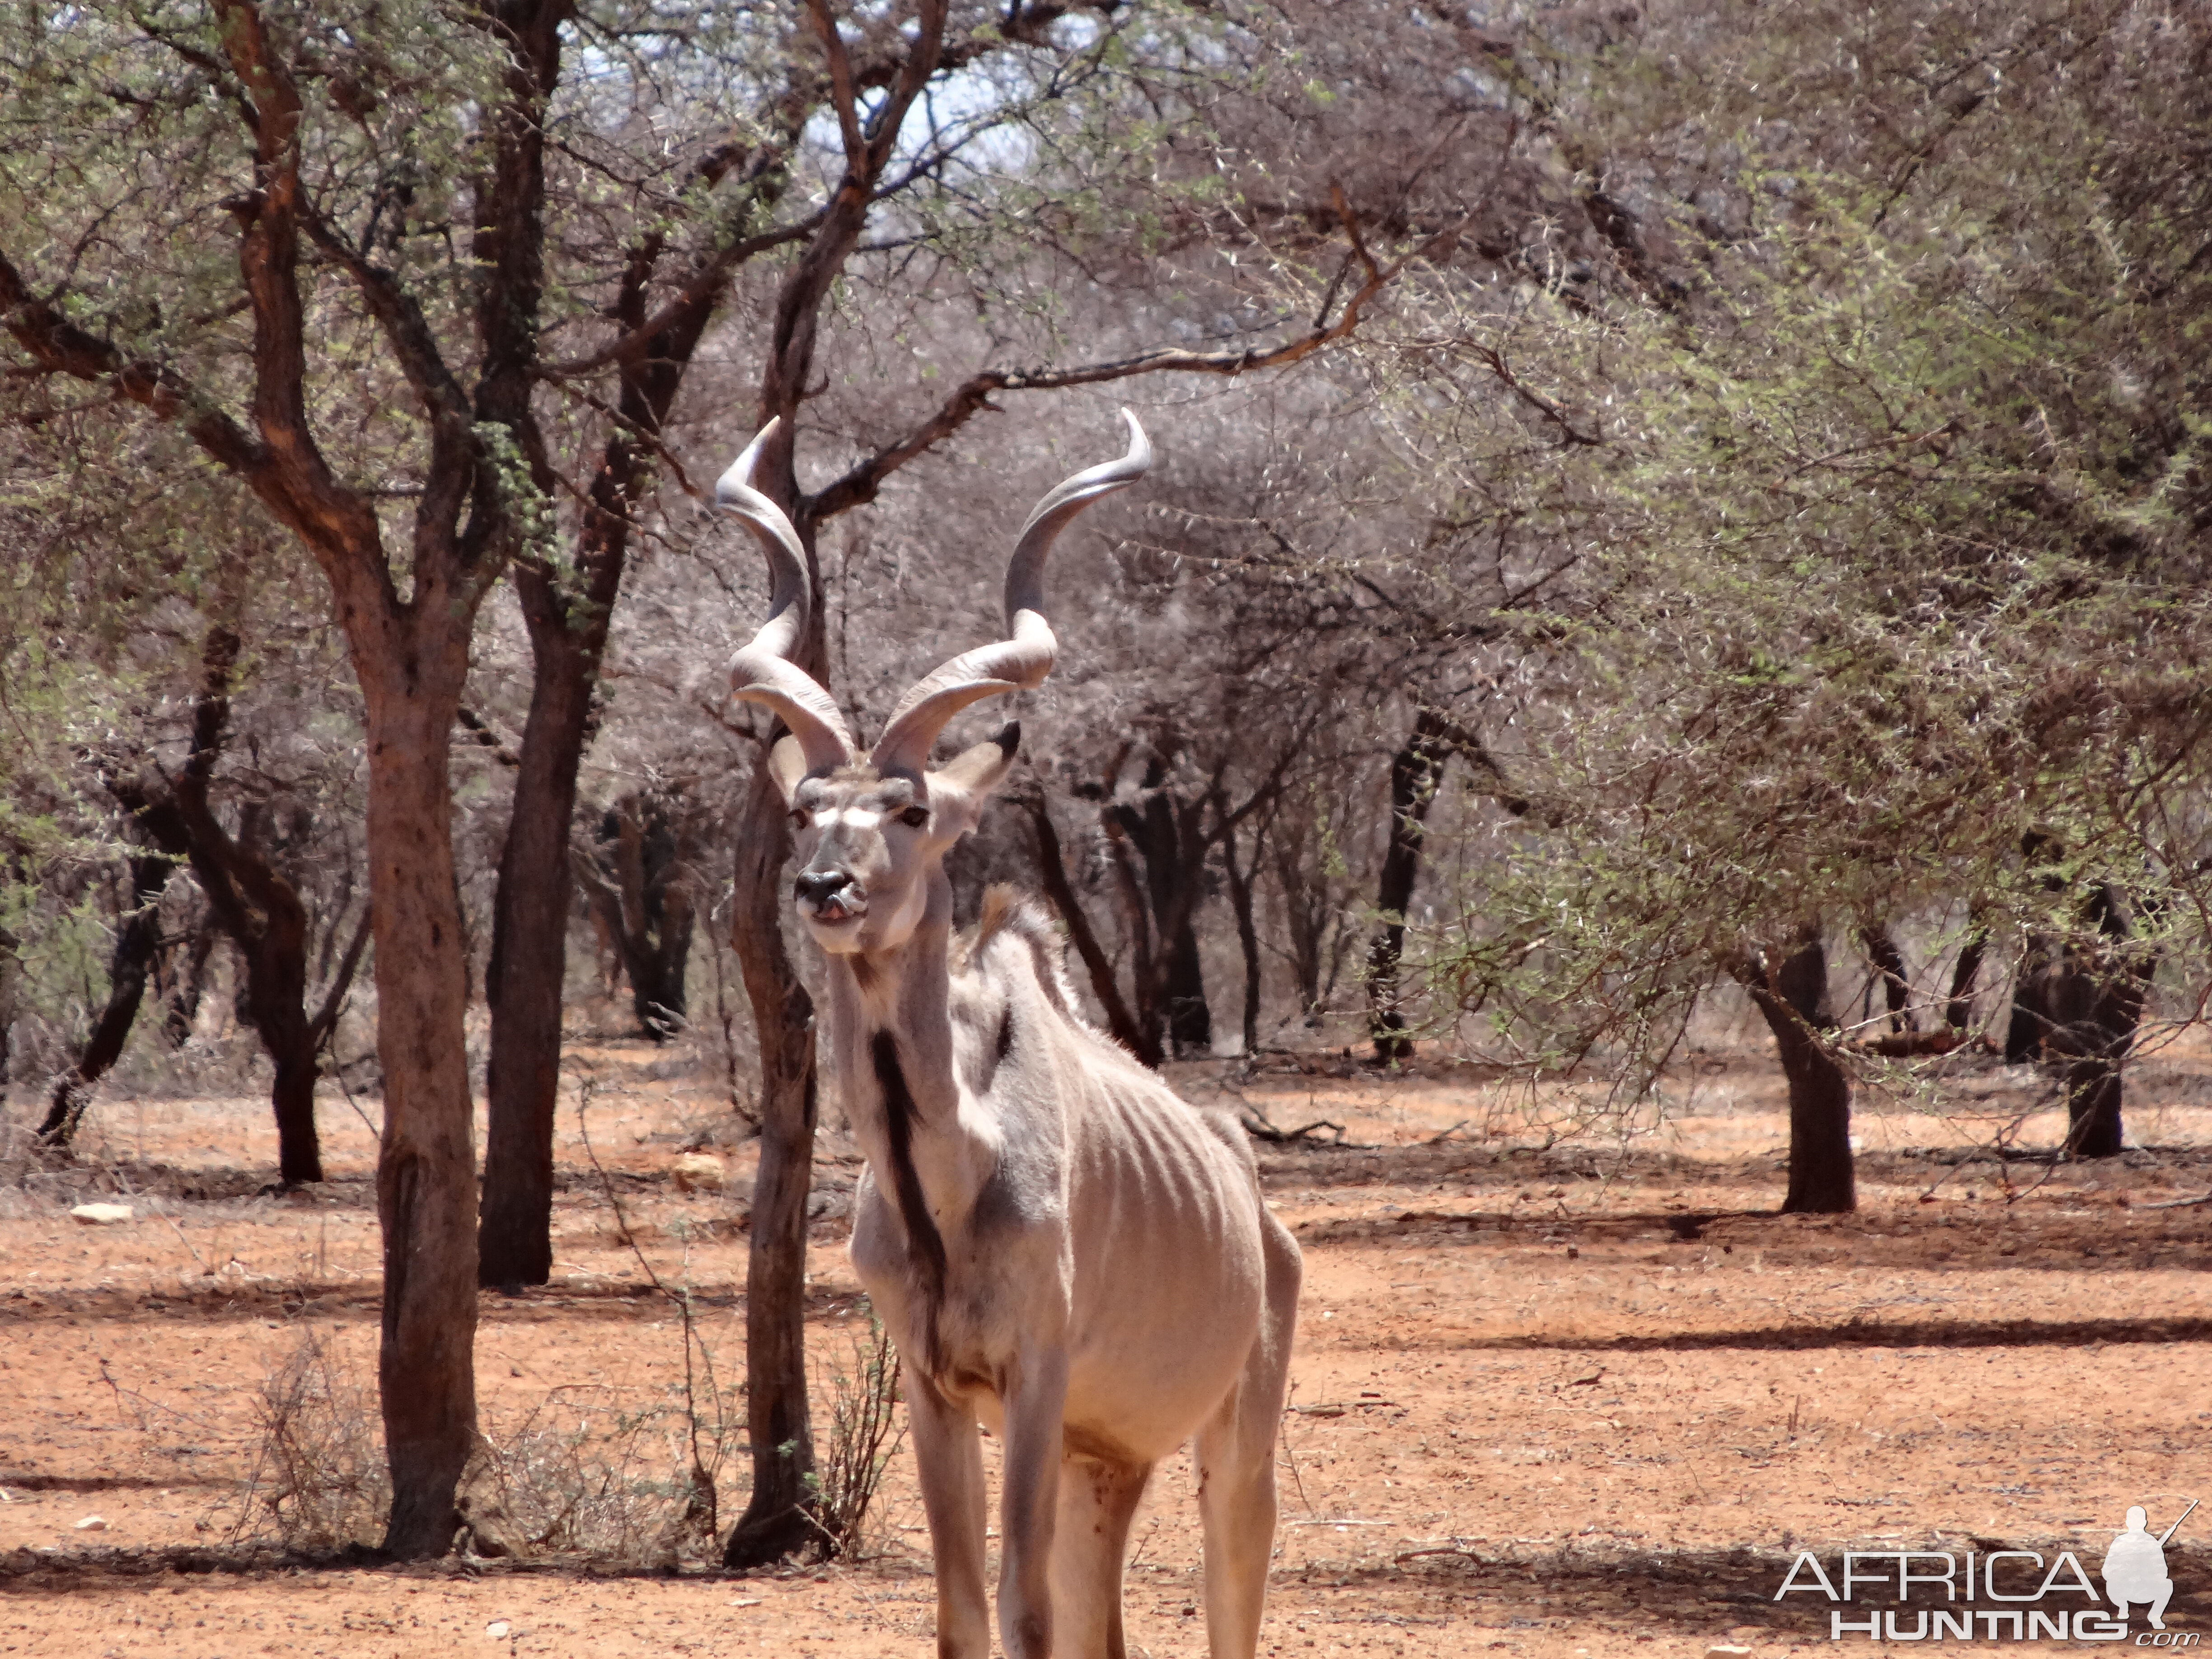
815 808 882 830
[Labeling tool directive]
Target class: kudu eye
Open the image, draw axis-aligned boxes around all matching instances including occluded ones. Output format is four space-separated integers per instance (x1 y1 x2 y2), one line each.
898 806 930 830
788 808 810 830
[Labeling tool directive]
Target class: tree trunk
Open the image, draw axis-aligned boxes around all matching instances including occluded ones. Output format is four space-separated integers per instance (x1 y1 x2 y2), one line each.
722 759 822 1566
2005 931 2057 1063
2040 885 2149 1160
476 0 715 1266
1945 921 1987 1031
40 852 176 1144
121 645 332 1186
1750 925 1854 1212
609 798 696 1037
159 923 217 1049
0 920 21 1103
1020 791 1153 1063
572 795 701 1042
639 886 695 1032
1860 925 1913 1033
268 1038 322 1186
480 586 598 1288
361 680 482 1560
1774 922 1833 1028
1103 762 1214 1061
1101 808 1163 1054
1221 813 1265 1056
234 877 322 1185
1150 791 1212 1056
1747 979 1857 1214
1270 803 1337 1027
2063 1059 2125 1159
1368 711 1453 1062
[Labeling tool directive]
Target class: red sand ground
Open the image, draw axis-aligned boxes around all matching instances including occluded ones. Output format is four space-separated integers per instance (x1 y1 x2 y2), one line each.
2 1032 2208 1657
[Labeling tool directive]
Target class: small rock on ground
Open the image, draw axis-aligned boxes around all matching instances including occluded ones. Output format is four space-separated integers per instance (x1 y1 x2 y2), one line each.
672 1153 726 1193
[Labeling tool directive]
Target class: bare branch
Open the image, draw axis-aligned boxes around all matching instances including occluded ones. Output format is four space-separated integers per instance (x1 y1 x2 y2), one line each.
0 246 271 479
808 217 1466 521
810 0 870 164
211 0 390 575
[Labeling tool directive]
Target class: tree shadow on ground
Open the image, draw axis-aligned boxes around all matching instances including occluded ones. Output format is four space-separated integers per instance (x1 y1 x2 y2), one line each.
10 1540 2203 1640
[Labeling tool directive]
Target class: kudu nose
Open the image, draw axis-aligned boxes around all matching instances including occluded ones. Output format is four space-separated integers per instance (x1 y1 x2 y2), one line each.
794 868 852 908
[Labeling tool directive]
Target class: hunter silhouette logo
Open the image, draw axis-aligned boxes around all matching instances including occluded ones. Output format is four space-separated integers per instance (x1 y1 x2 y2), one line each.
2107 1502 2195 1632
1774 1498 2198 1643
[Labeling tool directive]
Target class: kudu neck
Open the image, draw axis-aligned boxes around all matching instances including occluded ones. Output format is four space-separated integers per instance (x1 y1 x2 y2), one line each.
825 866 959 1105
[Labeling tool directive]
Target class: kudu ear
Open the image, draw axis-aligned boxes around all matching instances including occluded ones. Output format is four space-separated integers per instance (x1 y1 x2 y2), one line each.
925 722 1021 834
766 734 814 805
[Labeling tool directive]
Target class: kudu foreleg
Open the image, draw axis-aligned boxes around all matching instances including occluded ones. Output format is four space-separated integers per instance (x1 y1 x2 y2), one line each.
907 1371 990 1659
997 1344 1070 1659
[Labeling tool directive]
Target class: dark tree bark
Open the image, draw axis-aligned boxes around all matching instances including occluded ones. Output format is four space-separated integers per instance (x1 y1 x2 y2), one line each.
1746 973 1857 1215
1271 806 1337 1026
158 921 218 1050
1945 920 1988 1031
1148 789 1213 1056
0 920 21 1103
203 804 320 1186
1019 787 1153 1062
1101 803 1163 1053
1101 750 1215 1059
39 851 177 1145
2011 884 2150 1159
1220 811 1266 1056
477 92 736 1279
479 599 599 1288
1749 924 1854 1211
1774 922 1835 1028
574 795 699 1039
2005 932 2057 1064
1861 925 1913 1033
1368 711 1456 1062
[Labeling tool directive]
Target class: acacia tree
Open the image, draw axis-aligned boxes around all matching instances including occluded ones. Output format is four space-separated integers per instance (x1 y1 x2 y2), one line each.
1364 0 2212 1208
97 619 371 1185
3 417 371 1181
3 0 566 1553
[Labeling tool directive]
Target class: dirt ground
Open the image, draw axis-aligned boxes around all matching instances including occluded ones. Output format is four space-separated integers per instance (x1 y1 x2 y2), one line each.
2 1028 2208 1658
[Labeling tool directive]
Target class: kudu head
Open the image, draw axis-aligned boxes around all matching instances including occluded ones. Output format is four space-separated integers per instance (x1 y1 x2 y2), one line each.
722 412 1151 956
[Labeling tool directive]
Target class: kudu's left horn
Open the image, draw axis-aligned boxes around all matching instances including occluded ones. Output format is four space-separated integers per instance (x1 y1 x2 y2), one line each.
870 409 1152 779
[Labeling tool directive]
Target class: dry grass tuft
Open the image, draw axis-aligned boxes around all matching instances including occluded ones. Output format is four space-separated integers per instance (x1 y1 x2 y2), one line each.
229 1330 389 1551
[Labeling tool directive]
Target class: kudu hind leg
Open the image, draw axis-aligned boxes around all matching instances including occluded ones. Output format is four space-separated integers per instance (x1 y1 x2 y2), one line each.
1196 1221 1301 1659
1047 1454 1153 1659
905 1371 990 1659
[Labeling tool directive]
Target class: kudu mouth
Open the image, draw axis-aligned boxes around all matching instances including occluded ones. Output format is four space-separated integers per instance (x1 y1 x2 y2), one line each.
795 868 867 927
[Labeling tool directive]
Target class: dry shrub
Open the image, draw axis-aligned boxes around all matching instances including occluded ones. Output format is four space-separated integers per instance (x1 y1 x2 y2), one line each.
225 1302 904 1565
473 1376 742 1563
230 1329 389 1550
811 1312 906 1560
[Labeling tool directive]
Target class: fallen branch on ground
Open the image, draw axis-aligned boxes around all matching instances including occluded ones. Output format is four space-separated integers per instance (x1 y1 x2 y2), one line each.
1239 1112 1351 1145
